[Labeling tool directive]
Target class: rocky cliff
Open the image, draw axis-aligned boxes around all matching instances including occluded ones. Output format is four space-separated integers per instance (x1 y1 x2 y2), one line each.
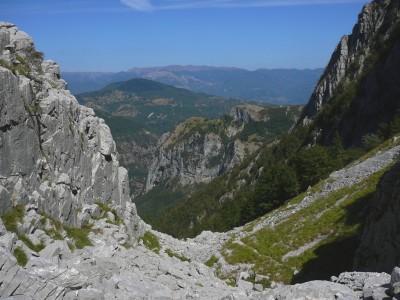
0 22 144 238
298 0 400 147
299 0 394 123
145 116 245 192
145 105 300 192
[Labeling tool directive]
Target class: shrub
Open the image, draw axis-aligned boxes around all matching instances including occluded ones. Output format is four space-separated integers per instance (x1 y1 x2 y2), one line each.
362 133 383 150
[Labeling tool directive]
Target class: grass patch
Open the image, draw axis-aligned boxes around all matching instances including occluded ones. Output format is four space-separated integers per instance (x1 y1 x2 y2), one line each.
13 247 28 267
63 224 93 249
165 248 191 262
139 231 161 254
39 213 64 240
221 165 391 286
205 255 219 267
17 234 45 252
1 205 45 252
1 204 25 232
95 201 122 225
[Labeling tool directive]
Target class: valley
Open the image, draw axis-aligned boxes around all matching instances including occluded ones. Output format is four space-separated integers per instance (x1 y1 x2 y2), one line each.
76 77 302 223
1 0 400 299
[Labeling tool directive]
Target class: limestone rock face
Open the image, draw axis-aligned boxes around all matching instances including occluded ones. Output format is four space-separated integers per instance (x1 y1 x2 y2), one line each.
299 0 393 123
230 105 269 123
146 129 229 191
0 22 145 238
145 116 262 192
354 162 400 272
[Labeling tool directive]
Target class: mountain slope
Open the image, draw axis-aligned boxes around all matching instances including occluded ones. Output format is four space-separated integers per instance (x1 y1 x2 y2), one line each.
172 139 400 287
299 0 400 147
63 67 323 104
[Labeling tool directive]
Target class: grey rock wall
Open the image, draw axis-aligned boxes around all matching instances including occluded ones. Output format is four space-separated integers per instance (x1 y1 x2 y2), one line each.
0 22 145 238
145 130 229 191
299 0 392 123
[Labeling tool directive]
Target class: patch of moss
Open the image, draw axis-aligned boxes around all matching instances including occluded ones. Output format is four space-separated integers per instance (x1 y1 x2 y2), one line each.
121 242 133 249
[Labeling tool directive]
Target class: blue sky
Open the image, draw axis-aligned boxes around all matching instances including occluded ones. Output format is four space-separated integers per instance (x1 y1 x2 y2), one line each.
0 0 369 72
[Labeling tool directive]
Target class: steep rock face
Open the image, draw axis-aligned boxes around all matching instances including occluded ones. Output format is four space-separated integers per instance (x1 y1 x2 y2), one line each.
299 0 393 123
354 161 400 273
230 105 269 123
338 41 400 146
0 22 144 238
145 117 246 191
145 104 300 192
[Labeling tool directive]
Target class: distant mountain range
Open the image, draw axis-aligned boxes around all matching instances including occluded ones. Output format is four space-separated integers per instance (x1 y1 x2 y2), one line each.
63 66 323 104
76 77 263 135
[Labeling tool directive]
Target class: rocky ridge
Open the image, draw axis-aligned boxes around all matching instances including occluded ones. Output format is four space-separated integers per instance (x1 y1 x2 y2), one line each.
300 0 393 122
0 22 144 240
299 0 394 123
145 105 300 192
145 116 246 192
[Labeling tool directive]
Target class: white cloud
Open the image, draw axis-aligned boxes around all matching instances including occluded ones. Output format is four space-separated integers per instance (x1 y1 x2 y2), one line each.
120 0 367 11
120 0 153 11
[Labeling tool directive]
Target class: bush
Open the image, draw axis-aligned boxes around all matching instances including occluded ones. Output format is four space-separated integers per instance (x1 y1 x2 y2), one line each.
362 133 383 150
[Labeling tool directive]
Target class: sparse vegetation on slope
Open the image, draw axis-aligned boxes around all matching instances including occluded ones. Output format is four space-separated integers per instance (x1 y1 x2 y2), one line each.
219 165 391 286
140 231 161 254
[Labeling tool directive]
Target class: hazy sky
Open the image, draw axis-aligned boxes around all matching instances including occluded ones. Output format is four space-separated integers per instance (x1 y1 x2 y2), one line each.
0 0 369 72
